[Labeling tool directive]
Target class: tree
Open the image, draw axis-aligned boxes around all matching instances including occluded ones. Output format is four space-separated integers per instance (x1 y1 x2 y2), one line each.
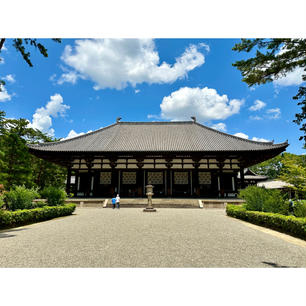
279 154 306 196
232 39 306 144
0 113 66 190
0 38 61 89
250 154 283 179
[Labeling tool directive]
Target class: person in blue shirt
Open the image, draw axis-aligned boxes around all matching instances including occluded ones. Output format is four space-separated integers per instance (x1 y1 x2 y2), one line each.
111 196 116 209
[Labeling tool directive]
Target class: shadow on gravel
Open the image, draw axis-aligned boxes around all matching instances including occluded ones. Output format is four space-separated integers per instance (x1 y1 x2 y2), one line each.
0 228 28 239
262 261 297 268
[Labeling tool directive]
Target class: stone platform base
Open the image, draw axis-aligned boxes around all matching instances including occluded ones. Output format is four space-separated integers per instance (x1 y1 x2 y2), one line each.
57 198 245 209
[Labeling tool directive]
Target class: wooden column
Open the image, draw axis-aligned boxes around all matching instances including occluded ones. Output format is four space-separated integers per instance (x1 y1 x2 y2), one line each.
85 157 94 197
74 171 79 197
165 158 173 197
217 158 225 198
240 167 245 189
136 158 144 197
192 158 200 197
66 166 72 195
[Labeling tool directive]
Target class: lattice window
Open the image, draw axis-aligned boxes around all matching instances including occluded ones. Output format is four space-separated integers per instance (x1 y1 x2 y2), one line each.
199 172 211 184
174 172 188 185
100 172 112 184
122 171 136 184
147 172 163 184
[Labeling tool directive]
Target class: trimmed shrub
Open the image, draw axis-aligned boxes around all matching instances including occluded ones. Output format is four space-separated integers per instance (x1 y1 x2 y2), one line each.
226 204 306 240
239 186 288 215
40 186 67 206
0 203 76 229
293 200 306 218
5 186 39 211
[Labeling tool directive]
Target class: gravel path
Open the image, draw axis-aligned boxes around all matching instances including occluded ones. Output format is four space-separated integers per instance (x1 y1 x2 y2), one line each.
0 208 305 267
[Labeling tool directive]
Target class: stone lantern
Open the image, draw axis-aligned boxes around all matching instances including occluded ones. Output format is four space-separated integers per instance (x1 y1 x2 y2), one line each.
143 184 156 212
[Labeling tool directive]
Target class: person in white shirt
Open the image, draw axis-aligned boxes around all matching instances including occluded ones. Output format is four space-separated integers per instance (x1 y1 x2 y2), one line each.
115 194 120 209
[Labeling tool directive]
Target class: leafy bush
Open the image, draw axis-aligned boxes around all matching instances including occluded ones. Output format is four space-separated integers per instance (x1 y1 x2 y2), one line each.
293 200 306 218
31 200 48 208
226 204 306 240
0 193 5 209
0 204 76 229
40 186 67 206
5 185 39 211
239 186 288 214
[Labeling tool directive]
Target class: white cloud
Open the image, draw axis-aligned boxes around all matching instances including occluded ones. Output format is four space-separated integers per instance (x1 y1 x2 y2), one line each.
160 87 244 121
29 94 70 136
249 115 263 120
234 132 249 139
62 129 93 140
266 107 281 119
249 99 266 111
252 137 269 142
3 74 15 83
57 71 79 85
210 122 227 132
60 39 205 90
135 89 140 94
234 132 269 142
0 85 11 102
273 67 304 86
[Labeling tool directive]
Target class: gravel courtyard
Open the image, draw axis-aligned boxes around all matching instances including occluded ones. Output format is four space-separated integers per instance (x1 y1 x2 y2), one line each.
0 208 305 268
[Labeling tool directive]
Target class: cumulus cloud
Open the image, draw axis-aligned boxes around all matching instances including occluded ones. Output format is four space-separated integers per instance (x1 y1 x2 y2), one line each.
234 132 269 142
266 108 281 119
0 85 11 102
249 99 266 111
29 94 70 136
57 71 79 85
62 129 93 140
3 74 15 83
210 122 227 132
273 67 304 86
160 87 244 121
60 39 206 90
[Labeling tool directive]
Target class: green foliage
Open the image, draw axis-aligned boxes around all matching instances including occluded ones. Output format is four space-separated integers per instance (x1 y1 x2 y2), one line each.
0 193 4 209
0 204 76 229
250 154 283 179
238 185 288 214
293 200 306 218
5 185 39 211
0 111 67 190
279 154 306 194
31 200 48 208
226 204 306 240
40 186 67 206
232 39 306 144
239 185 265 211
250 153 306 197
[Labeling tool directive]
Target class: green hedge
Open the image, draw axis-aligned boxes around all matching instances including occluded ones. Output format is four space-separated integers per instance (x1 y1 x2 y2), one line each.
226 204 306 240
0 203 76 229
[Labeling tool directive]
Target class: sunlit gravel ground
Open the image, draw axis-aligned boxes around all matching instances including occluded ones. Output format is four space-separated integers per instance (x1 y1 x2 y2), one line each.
0 208 305 267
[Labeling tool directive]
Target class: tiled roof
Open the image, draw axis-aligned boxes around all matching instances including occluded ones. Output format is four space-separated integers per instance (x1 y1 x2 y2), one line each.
28 121 288 153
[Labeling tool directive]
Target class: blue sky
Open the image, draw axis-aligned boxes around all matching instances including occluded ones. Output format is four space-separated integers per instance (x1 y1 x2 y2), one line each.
0 38 305 154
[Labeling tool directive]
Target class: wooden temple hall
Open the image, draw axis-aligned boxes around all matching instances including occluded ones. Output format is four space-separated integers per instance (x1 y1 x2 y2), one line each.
28 118 288 198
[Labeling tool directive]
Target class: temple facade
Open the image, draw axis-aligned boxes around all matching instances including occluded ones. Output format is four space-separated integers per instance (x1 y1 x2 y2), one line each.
28 119 288 198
